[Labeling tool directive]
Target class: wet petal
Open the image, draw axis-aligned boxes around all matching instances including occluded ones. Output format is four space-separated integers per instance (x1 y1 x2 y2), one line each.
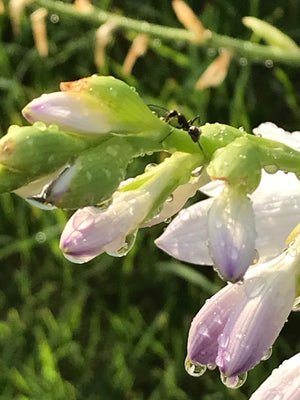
155 198 214 265
249 353 300 400
208 187 256 282
216 245 298 377
188 283 244 365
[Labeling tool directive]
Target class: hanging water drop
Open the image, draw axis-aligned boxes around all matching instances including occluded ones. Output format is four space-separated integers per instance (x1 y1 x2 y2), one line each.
144 163 157 172
261 347 272 361
106 230 137 257
220 372 247 389
264 165 279 174
184 356 207 377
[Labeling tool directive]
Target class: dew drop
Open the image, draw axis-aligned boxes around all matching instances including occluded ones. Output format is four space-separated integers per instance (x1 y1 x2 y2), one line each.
244 276 265 298
106 230 137 257
239 57 248 66
50 14 59 23
220 372 247 389
35 231 47 243
184 356 207 377
166 194 174 203
191 166 202 177
207 363 216 371
261 347 272 361
239 126 245 132
252 249 259 264
292 296 300 311
264 165 279 174
48 124 59 132
265 59 274 68
33 121 47 131
164 217 172 224
63 252 89 264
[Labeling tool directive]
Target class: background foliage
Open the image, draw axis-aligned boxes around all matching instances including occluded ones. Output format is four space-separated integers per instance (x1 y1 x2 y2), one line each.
1 0 300 399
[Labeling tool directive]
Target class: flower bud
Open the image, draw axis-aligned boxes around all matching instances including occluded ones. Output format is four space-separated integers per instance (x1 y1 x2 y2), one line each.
22 75 165 135
208 185 256 282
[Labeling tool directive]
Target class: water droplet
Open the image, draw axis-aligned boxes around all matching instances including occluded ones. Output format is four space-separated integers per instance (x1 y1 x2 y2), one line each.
50 14 59 23
244 276 265 298
191 166 202 177
33 121 47 131
265 59 274 68
207 363 216 370
292 296 300 311
207 48 217 57
26 197 57 210
264 165 279 174
252 249 259 264
218 333 229 349
164 217 172 224
239 126 245 132
63 252 89 264
106 230 137 257
239 57 248 66
166 194 173 203
288 241 298 257
184 356 207 377
35 231 47 243
48 124 59 132
220 372 247 389
261 347 272 361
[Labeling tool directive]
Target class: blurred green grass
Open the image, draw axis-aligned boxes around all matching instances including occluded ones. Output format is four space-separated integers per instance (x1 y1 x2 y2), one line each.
1 0 300 398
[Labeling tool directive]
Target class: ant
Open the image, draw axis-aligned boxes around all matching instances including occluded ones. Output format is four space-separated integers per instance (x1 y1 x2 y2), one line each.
148 105 202 149
165 110 201 146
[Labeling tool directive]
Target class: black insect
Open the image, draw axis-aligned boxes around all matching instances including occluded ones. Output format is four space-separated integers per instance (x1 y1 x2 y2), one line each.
149 104 202 148
165 110 201 146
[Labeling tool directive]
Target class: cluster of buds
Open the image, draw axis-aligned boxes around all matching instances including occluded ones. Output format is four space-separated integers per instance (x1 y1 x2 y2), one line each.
1 75 300 395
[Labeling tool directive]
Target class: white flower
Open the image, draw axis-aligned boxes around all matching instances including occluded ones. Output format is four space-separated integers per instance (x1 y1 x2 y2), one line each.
156 123 300 267
249 352 300 399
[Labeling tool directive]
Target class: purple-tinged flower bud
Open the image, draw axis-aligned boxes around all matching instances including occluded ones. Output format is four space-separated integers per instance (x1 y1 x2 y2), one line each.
186 234 300 387
208 185 256 282
249 353 300 400
22 75 165 135
60 189 153 263
187 283 244 367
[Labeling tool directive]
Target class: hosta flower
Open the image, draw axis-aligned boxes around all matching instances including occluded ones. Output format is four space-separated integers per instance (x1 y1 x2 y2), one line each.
249 353 300 400
156 123 300 269
60 151 203 263
186 234 300 386
22 75 165 135
207 185 256 282
60 188 153 263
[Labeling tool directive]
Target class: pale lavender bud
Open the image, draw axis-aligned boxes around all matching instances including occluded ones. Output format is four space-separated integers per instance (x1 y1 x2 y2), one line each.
250 353 300 400
22 92 114 134
187 283 244 366
60 189 152 263
208 186 256 282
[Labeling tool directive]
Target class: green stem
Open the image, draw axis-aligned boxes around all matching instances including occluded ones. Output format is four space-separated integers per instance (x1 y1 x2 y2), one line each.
30 0 300 65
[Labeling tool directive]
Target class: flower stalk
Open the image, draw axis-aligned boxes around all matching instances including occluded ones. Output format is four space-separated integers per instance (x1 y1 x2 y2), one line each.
26 0 300 65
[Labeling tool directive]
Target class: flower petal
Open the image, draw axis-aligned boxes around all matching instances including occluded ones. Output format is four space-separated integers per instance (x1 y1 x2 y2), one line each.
155 198 214 265
249 353 300 400
22 92 114 134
